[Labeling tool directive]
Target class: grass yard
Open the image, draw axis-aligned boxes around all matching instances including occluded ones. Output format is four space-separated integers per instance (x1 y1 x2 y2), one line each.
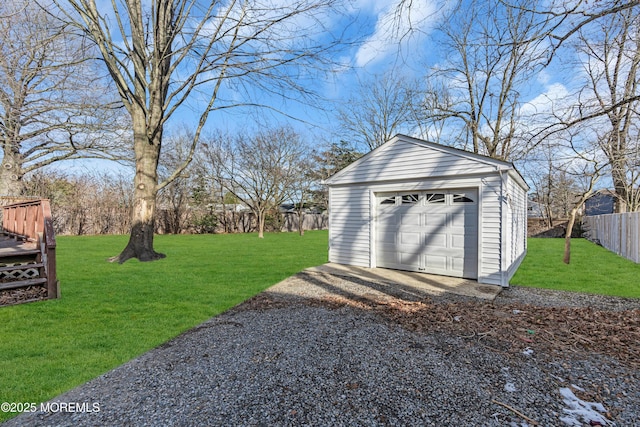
2 233 638 422
512 238 640 298
0 231 328 422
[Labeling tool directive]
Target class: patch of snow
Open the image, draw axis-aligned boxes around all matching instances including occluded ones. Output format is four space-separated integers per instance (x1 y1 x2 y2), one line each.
522 347 534 356
504 382 517 392
559 387 611 426
453 315 461 322
501 366 517 393
512 309 522 314
571 384 585 392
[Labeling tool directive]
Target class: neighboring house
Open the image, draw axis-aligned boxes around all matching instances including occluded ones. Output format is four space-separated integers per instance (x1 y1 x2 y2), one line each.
324 134 529 287
585 190 616 216
212 203 251 213
527 199 545 219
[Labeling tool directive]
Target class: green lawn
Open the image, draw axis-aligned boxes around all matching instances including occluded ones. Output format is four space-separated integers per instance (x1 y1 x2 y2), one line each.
512 238 640 298
0 231 328 422
2 234 638 422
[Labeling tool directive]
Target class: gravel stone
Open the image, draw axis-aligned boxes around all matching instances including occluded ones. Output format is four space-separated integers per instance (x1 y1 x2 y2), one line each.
5 271 638 427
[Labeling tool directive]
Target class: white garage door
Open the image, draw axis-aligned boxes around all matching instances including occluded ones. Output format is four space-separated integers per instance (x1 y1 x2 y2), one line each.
376 189 478 279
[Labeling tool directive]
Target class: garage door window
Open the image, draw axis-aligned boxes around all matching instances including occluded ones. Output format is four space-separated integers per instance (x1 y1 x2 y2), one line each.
380 196 396 205
453 193 475 203
425 193 445 203
401 194 420 204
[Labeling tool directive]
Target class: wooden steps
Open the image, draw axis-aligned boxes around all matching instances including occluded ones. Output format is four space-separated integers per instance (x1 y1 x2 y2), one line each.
0 235 46 301
0 262 45 273
0 278 47 291
1 199 58 303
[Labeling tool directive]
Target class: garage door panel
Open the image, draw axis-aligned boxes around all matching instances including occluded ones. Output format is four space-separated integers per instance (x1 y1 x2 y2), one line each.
376 189 478 279
377 250 397 266
423 213 447 228
378 231 396 244
450 233 468 249
400 213 421 226
451 257 466 272
450 212 476 228
399 231 421 245
425 232 447 249
378 242 399 254
400 251 421 265
378 213 398 225
424 254 447 271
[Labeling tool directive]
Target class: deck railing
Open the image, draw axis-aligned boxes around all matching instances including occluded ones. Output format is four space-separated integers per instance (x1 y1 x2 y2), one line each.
1 199 58 298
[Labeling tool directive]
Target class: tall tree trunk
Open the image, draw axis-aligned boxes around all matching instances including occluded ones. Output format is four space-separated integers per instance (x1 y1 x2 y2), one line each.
563 207 579 264
110 117 165 263
613 176 629 213
0 143 24 196
298 210 305 236
257 208 265 238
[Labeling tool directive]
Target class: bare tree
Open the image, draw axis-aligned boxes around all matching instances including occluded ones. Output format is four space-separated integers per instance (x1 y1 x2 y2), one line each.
55 0 343 261
558 140 607 264
156 129 198 234
574 7 640 212
394 1 640 124
524 0 640 57
0 0 128 196
338 72 423 151
208 127 309 238
524 147 564 228
288 154 315 236
22 170 133 235
423 0 548 161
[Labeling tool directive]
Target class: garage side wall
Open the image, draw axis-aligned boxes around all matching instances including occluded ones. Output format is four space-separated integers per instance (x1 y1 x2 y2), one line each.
504 175 528 283
478 175 504 286
328 185 371 267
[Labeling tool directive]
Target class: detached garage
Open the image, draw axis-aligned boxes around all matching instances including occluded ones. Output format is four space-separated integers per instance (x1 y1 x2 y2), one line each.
324 134 529 287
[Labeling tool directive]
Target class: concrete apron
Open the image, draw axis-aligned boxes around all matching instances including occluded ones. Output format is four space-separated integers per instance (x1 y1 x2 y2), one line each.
303 263 502 301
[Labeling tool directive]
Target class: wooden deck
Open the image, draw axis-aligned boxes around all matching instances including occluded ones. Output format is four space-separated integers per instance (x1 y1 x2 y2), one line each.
1 199 58 301
0 235 39 257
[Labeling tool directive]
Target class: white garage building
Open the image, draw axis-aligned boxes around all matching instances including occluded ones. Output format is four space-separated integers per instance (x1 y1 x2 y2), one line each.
324 134 529 287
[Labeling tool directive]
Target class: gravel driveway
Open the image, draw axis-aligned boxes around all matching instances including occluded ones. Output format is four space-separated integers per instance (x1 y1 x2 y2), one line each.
5 268 639 426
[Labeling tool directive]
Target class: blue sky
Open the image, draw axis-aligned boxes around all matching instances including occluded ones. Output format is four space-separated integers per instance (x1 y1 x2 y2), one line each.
175 0 458 139
59 0 588 181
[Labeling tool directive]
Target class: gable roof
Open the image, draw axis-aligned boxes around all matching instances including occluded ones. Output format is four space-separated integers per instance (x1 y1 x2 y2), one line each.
324 134 528 190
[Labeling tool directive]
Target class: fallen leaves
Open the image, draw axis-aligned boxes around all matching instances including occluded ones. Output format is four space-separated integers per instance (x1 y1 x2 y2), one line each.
234 283 640 368
0 285 47 306
353 297 640 368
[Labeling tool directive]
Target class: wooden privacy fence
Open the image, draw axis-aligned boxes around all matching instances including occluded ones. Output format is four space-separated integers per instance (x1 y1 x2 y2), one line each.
282 213 329 233
583 212 640 263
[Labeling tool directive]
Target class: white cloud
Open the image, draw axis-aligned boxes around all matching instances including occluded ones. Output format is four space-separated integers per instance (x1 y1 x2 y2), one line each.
519 82 571 117
354 0 449 68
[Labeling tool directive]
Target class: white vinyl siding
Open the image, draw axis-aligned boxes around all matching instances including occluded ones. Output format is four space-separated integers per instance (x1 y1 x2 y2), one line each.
328 140 502 186
328 186 371 267
478 175 503 286
505 175 528 281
